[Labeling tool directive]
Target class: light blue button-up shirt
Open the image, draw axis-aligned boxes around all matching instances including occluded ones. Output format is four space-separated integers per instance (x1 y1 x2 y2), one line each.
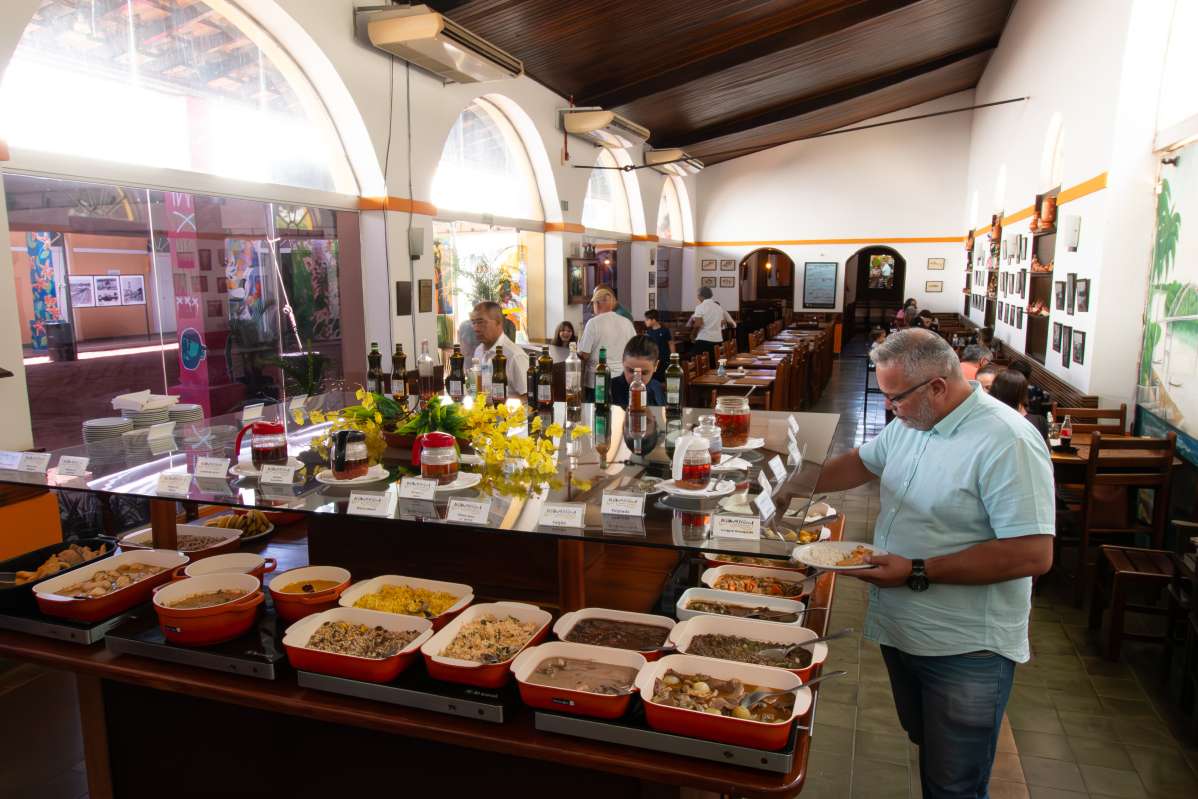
858 384 1055 663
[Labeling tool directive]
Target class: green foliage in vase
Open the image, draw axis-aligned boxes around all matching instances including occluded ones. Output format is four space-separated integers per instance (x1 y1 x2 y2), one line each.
396 395 468 438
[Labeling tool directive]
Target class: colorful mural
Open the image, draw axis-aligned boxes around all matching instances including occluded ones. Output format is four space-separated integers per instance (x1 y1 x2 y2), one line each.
285 239 341 341
24 231 61 351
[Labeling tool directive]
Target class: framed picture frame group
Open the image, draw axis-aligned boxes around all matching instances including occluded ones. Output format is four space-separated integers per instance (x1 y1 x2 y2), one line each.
719 259 736 272
719 276 735 288
1072 329 1086 364
701 259 717 272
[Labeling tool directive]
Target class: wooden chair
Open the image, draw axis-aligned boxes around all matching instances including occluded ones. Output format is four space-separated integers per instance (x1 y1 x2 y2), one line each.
1089 545 1177 660
1057 431 1177 605
1051 403 1127 434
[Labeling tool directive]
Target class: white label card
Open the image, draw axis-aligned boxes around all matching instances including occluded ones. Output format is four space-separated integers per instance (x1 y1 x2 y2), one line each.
259 464 296 484
788 442 802 468
601 492 645 517
195 457 230 479
539 502 586 528
156 472 192 496
147 421 175 442
788 415 800 435
712 514 762 540
56 455 90 477
399 477 437 500
242 403 264 422
754 491 777 521
757 471 773 498
288 394 308 411
768 455 787 483
0 451 21 470
787 427 798 448
17 452 51 474
446 497 492 525
347 490 394 517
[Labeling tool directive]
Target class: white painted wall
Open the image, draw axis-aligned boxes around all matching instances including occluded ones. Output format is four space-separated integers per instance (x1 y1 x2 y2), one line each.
694 92 975 314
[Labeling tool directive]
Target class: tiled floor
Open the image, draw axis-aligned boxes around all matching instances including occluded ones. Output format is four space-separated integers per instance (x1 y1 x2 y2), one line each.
803 345 1198 798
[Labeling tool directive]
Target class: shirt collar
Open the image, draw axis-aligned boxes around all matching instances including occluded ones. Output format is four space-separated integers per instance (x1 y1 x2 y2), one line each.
932 382 982 437
484 333 512 354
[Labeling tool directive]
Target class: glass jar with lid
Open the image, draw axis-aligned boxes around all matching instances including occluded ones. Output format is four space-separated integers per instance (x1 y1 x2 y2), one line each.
417 431 460 485
674 435 712 491
714 395 751 448
330 429 369 480
694 414 723 464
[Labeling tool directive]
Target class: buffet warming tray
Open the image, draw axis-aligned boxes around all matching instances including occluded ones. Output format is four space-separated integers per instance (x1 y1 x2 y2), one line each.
0 602 142 645
296 664 519 723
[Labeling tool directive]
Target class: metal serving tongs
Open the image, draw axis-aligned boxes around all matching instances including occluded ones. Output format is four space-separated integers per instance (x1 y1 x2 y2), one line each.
754 628 854 660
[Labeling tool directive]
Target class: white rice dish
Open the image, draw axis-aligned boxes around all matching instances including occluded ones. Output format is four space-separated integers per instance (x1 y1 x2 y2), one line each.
802 544 855 568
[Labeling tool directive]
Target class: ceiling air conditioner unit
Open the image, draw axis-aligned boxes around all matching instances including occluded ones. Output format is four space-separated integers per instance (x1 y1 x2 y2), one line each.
645 148 704 176
559 107 650 149
355 4 522 84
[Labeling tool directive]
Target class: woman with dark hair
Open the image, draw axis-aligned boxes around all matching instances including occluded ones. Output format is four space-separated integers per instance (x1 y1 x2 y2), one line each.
549 321 577 362
894 298 918 327
917 310 940 332
990 369 1048 440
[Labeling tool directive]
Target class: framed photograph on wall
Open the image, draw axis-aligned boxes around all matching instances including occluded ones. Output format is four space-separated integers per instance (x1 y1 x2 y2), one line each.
647 270 655 288
925 280 943 293
719 276 735 288
1061 325 1073 366
701 259 717 272
1052 322 1063 351
120 275 145 305
1001 273 1007 294
647 292 656 310
802 261 838 309
1076 279 1090 312
701 276 716 288
567 259 587 304
1072 330 1086 364
94 276 121 307
1066 273 1077 314
69 276 95 308
1054 281 1066 310
719 259 736 271
927 258 945 271
1019 269 1027 298
1017 308 1024 329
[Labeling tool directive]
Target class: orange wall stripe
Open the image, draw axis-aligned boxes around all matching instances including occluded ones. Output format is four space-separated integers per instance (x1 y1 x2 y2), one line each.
544 221 585 234
358 196 438 216
632 233 659 242
694 236 962 247
971 172 1108 237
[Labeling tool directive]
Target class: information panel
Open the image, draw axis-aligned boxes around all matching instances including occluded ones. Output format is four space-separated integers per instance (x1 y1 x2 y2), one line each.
802 262 838 309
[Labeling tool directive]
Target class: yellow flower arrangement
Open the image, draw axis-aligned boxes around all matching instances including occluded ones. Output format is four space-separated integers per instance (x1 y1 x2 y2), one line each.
309 388 387 466
463 402 589 497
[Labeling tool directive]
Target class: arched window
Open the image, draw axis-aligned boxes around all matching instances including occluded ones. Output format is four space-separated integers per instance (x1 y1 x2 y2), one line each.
432 97 544 221
0 0 356 193
657 177 684 243
581 150 632 235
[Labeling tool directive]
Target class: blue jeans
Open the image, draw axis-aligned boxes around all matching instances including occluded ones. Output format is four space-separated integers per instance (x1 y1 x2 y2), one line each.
881 646 1016 799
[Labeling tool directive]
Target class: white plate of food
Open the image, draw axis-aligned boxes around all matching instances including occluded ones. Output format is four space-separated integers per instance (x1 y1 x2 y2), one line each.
658 479 736 498
721 437 766 452
315 463 390 485
711 457 751 472
792 540 885 571
229 457 303 478
434 471 482 493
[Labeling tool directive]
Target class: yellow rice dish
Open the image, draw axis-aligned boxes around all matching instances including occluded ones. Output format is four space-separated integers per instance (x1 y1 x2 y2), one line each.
353 583 460 619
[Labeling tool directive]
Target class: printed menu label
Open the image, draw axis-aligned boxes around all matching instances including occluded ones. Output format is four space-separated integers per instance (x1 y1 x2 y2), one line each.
788 415 800 435
768 455 787 483
242 403 264 422
259 464 296 484
446 497 492 525
539 502 586 529
399 477 437 500
754 491 777 521
0 451 21 470
712 514 761 540
601 492 645 517
347 490 394 517
17 452 51 474
194 457 230 479
56 455 90 478
788 442 802 469
156 473 192 496
757 471 773 498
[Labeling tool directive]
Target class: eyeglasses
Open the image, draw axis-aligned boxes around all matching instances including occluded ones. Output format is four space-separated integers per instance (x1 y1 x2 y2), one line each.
882 376 940 405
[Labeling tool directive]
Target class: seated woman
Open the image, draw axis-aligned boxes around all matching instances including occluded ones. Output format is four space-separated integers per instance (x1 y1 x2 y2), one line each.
989 369 1048 440
975 363 1004 393
610 335 667 408
917 310 940 331
893 298 918 328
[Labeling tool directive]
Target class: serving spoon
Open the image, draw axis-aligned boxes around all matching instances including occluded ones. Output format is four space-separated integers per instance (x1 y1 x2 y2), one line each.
737 669 848 710
754 627 854 660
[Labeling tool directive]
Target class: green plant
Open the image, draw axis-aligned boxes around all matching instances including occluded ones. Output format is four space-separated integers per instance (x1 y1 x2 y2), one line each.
1153 179 1182 284
396 396 468 438
264 343 329 396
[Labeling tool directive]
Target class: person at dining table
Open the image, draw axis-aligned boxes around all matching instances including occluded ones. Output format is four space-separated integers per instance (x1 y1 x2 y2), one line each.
609 335 667 408
814 328 1054 799
989 368 1049 441
975 362 1003 394
959 344 992 380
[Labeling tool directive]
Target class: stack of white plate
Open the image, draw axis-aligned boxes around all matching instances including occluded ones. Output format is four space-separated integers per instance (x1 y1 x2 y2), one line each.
122 429 154 460
168 404 204 425
83 417 133 462
121 407 171 428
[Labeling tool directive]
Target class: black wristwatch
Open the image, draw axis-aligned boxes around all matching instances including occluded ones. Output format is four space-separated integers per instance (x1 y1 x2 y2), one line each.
907 559 929 592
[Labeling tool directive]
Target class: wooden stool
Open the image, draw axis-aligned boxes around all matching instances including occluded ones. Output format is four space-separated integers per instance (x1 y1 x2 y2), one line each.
1089 545 1176 661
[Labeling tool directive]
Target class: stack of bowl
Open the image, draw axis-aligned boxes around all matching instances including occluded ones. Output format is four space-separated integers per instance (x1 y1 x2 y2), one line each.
121 406 171 428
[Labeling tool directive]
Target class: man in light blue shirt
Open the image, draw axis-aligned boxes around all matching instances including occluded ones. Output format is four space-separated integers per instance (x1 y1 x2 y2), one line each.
816 329 1054 799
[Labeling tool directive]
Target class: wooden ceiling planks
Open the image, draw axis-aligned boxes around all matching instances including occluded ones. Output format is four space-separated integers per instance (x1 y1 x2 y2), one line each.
427 0 1013 165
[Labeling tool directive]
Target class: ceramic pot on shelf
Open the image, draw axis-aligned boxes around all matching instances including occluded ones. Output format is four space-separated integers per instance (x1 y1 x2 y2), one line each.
1040 195 1057 226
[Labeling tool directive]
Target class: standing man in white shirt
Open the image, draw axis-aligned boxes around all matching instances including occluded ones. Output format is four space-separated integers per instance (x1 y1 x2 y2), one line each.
578 286 636 401
688 286 735 369
470 301 529 399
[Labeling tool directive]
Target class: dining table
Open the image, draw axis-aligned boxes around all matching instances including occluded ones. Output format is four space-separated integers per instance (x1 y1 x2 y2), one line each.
1049 432 1183 483
689 370 778 409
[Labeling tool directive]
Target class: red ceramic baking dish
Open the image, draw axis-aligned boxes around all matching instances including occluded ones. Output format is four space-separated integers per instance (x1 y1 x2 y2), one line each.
667 614 828 681
34 549 189 623
338 575 473 631
552 607 675 661
183 552 277 580
511 641 646 719
153 573 263 646
267 566 352 623
283 607 433 683
635 654 811 751
699 564 815 601
701 553 809 573
421 602 552 689
118 523 241 560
